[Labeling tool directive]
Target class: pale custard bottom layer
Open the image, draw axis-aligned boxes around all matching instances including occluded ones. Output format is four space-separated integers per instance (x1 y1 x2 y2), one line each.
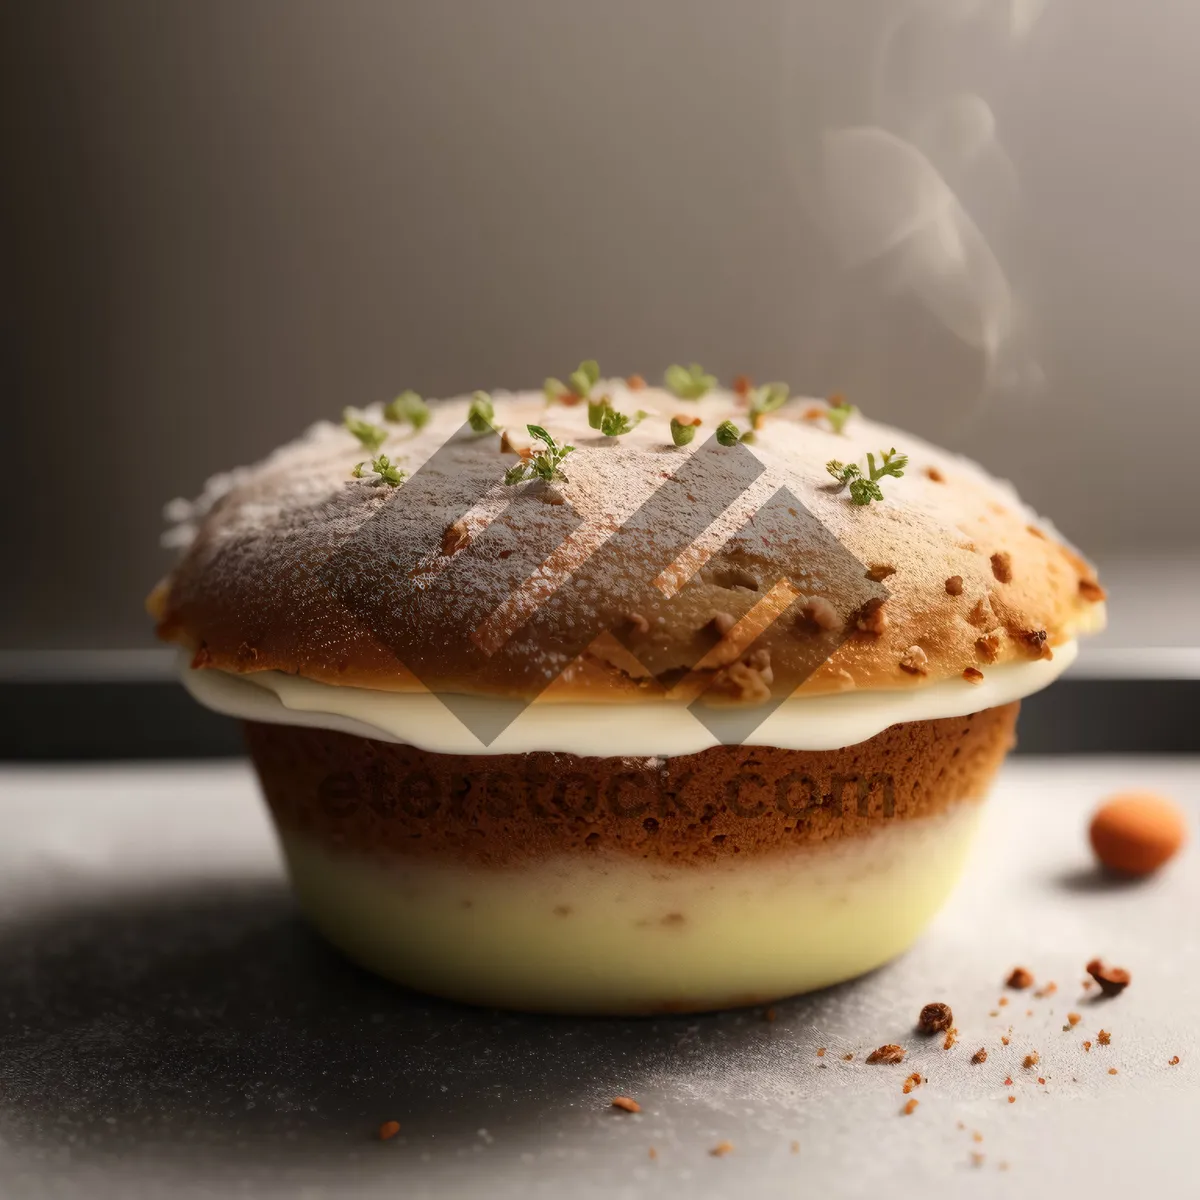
277 801 983 1014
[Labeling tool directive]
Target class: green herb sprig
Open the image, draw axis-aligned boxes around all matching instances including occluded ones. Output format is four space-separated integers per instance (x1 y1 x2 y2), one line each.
670 415 702 446
343 409 389 453
383 390 431 430
716 419 755 446
665 362 717 400
827 448 908 505
352 454 408 487
467 391 499 435
826 394 858 435
544 359 601 406
504 424 575 485
599 406 648 437
748 382 789 429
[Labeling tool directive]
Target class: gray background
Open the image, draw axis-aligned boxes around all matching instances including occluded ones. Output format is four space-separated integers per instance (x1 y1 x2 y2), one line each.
2 0 1197 652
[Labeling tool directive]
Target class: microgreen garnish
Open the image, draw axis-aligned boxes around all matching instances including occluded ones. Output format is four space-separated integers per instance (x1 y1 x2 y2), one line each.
568 359 601 399
383 390 431 430
748 382 789 429
665 362 717 400
503 424 575 485
826 448 908 505
467 391 499 434
599 406 648 437
670 415 702 446
352 454 407 487
588 397 608 430
343 409 388 452
825 394 858 435
716 419 754 446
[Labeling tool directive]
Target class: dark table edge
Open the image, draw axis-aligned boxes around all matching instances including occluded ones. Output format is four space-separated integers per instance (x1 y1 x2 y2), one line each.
0 677 1196 760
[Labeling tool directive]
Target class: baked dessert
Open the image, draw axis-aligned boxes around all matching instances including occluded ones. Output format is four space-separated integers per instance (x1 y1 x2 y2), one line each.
151 368 1105 1013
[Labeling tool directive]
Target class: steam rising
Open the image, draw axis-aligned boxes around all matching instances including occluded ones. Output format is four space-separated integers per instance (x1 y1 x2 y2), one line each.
815 0 1046 390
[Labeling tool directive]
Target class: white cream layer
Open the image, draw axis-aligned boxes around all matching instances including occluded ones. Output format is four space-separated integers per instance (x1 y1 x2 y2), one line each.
277 803 982 1013
182 640 1074 756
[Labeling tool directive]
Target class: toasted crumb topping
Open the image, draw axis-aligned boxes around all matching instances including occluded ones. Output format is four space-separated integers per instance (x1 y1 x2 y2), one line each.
612 1096 641 1113
962 667 985 684
945 575 964 596
1006 966 1034 990
900 645 930 675
917 1001 954 1034
991 552 1014 583
866 1044 907 1064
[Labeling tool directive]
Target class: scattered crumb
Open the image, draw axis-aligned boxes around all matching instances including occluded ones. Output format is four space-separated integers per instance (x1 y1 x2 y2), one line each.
1008 1096 1016 1104
1170 1056 1181 1066
764 1007 776 1023
903 1099 919 1116
648 1146 657 1160
972 1131 984 1143
945 575 964 596
842 1053 854 1061
998 997 1009 1007
611 1097 641 1113
1068 1012 1082 1027
972 1048 988 1064
944 1028 958 1050
918 1002 954 1034
1097 1029 1111 1046
1023 1052 1040 1069
378 1121 401 1141
866 1044 907 1064
1037 1077 1046 1085
1001 1036 1010 1046
817 1047 826 1057
1108 1067 1119 1076
925 465 946 482
710 1141 734 1158
971 1152 986 1167
902 1072 923 1094
1086 960 1131 997
1083 1041 1093 1052
1004 1077 1013 1086
1006 967 1034 990
1034 982 1057 999
790 1140 799 1154
990 1011 1000 1018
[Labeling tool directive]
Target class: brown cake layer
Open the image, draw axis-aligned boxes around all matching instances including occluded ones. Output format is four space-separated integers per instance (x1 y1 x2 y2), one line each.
246 702 1018 866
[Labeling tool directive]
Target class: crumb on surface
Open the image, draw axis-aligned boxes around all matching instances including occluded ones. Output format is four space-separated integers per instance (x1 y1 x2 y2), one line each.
1024 1052 1040 1069
1083 1041 1093 1052
976 630 1003 663
1108 1067 1119 1075
998 996 1009 1007
1003 965 1032 992
378 1120 401 1141
1170 1056 1181 1066
1008 1095 1016 1104
944 1027 958 1050
842 1053 854 1061
925 465 945 483
918 1002 954 1034
866 1044 906 1064
611 1097 641 1113
972 1131 983 1143
1001 1036 1010 1046
971 1152 986 1167
1034 982 1057 999
1004 1076 1013 1086
1097 1029 1112 1046
710 1141 734 1158
648 1146 657 1160
972 1048 988 1064
790 1140 799 1154
1086 960 1131 997
1038 1077 1046 1085
903 1099 919 1116
1068 1012 1082 1027
764 1006 776 1022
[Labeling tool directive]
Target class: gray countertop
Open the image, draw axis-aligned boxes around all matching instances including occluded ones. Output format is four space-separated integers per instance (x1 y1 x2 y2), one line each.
1 757 1198 1199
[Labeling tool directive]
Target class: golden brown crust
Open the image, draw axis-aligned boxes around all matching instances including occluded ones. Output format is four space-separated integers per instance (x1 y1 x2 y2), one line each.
246 702 1019 866
155 387 1104 701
